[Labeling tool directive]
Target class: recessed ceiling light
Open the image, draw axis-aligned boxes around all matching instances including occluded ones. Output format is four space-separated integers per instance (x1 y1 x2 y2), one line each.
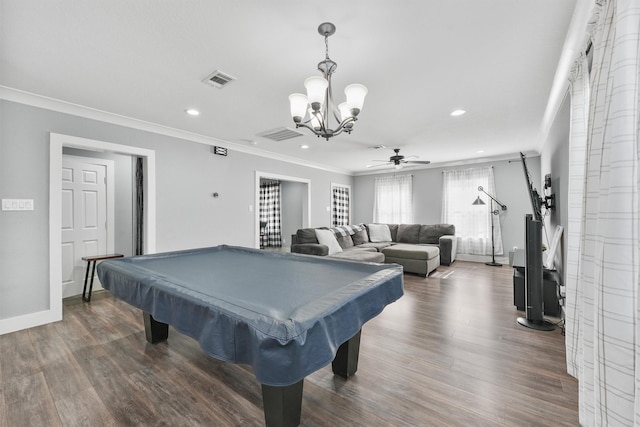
185 108 200 116
300 145 309 149
450 109 466 117
477 150 484 154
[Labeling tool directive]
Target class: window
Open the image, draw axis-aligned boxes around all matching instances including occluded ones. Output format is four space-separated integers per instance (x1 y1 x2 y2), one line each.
442 167 503 256
331 183 351 226
373 174 413 223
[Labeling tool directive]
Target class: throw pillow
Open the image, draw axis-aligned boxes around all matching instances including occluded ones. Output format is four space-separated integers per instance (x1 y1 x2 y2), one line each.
336 234 354 249
397 224 421 243
297 228 319 244
387 224 399 241
352 229 369 245
367 224 392 242
315 229 343 255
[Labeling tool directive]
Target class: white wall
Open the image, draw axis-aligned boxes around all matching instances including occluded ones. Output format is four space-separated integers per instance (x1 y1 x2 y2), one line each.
352 157 543 258
0 99 353 329
280 181 306 247
540 92 571 279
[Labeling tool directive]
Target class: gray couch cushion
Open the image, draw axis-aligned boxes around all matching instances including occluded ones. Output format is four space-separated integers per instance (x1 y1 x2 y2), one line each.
358 242 392 251
352 229 369 245
397 224 421 243
419 224 456 244
385 224 399 241
290 243 328 256
336 234 354 249
296 228 319 244
330 250 385 263
382 244 439 260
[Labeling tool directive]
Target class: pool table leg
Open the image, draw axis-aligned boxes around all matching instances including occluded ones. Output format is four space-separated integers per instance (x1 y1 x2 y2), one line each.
261 380 304 427
143 312 169 344
332 329 362 378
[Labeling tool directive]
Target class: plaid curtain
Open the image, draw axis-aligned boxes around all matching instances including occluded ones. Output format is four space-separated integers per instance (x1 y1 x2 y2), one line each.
259 181 282 248
332 186 350 226
134 157 144 255
564 1 640 424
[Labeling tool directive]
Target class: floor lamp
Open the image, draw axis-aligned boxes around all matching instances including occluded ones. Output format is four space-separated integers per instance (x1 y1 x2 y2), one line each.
472 186 507 267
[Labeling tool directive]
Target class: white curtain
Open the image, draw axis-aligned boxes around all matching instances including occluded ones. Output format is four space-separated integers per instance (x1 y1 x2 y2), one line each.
565 46 590 377
564 1 640 425
442 167 503 256
373 174 413 223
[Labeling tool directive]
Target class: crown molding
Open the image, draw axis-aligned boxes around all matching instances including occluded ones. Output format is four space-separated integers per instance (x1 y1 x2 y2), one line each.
0 85 352 176
538 0 593 149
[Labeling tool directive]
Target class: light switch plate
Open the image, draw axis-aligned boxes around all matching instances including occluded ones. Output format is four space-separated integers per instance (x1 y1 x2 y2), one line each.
2 199 34 211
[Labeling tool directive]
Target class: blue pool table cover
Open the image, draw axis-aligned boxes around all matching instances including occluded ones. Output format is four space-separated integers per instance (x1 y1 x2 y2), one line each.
97 245 404 386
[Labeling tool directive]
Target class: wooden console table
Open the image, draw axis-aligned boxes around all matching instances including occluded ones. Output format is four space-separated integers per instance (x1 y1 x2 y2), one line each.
82 253 124 302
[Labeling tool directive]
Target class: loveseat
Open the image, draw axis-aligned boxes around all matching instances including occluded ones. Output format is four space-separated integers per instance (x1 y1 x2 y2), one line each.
290 223 457 276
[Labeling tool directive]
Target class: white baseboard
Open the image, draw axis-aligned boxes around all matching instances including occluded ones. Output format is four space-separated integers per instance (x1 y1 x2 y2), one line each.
455 254 509 265
0 309 62 335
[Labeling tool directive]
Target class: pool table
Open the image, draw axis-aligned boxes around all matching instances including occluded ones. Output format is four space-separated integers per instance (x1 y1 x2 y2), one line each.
97 245 403 427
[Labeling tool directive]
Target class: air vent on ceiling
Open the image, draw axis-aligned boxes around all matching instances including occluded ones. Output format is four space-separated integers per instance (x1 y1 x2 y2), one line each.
202 70 236 88
257 127 304 141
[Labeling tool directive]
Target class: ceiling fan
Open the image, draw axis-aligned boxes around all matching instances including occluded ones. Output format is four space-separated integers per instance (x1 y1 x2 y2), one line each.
367 148 431 169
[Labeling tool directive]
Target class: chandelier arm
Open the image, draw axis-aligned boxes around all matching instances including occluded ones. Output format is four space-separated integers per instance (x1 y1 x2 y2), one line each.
311 109 326 132
338 117 357 129
295 122 322 136
331 127 347 137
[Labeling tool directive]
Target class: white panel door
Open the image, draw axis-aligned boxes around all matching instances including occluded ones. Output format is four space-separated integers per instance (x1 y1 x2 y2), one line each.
61 156 109 298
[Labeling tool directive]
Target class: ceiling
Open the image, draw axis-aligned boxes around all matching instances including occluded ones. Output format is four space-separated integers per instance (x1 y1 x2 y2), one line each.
0 0 578 174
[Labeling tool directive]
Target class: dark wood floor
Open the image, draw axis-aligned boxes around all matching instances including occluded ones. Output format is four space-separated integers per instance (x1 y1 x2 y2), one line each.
0 261 578 426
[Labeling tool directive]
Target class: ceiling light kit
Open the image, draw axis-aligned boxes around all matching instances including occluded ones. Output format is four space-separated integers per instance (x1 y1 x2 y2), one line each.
288 22 368 141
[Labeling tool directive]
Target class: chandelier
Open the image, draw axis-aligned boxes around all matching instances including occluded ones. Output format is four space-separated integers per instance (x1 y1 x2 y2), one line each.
288 22 368 141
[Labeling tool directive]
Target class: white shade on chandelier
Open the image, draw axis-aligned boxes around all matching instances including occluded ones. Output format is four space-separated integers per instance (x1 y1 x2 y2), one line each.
288 22 368 140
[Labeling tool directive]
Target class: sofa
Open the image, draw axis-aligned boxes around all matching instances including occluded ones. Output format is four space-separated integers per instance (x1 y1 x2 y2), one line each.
290 223 457 276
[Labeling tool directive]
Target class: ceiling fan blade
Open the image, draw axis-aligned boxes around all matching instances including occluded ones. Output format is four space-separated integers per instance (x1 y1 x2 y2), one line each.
404 160 431 165
366 162 392 168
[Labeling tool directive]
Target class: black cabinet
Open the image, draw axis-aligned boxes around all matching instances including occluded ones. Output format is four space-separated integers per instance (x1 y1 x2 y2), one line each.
512 250 561 317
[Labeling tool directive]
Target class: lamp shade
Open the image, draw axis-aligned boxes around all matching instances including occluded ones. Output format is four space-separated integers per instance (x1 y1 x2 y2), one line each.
289 93 308 122
472 196 486 205
344 83 368 112
338 102 351 120
304 76 328 109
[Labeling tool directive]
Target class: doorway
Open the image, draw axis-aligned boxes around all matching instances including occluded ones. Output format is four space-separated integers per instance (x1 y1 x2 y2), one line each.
48 133 156 326
254 171 310 249
61 155 114 298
